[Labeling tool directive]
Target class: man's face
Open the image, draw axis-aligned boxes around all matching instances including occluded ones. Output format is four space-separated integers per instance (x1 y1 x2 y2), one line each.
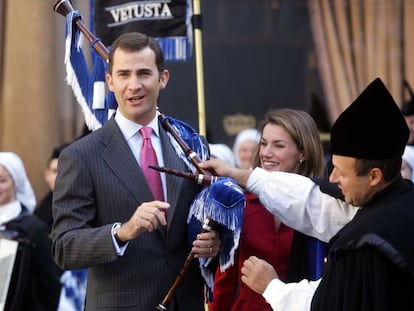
106 47 169 125
329 155 374 206
404 115 414 145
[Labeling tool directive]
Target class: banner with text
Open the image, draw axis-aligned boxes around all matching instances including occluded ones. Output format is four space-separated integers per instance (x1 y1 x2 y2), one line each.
93 0 193 61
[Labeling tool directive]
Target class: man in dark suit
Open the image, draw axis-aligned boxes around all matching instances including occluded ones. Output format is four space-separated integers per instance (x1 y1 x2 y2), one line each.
51 32 221 311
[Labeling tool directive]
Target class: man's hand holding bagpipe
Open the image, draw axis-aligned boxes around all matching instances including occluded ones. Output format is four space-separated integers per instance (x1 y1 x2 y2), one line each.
192 230 221 258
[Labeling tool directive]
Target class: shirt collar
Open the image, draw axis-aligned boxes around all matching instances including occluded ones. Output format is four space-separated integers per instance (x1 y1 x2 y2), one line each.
115 110 160 140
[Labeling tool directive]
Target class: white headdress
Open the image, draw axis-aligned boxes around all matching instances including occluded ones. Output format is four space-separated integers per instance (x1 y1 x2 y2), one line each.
232 128 260 168
0 152 36 213
209 144 236 167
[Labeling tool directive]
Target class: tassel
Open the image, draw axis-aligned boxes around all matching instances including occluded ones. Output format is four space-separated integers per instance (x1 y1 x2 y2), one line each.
188 177 246 292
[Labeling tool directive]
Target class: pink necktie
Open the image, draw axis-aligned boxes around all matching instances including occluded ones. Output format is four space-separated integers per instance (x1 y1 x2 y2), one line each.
140 127 164 201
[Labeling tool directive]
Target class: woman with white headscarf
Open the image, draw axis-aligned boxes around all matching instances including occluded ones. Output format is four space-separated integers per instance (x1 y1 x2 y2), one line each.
232 128 260 169
0 152 61 311
209 143 236 166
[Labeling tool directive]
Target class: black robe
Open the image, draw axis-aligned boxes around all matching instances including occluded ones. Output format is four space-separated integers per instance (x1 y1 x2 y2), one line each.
311 178 414 311
2 207 61 311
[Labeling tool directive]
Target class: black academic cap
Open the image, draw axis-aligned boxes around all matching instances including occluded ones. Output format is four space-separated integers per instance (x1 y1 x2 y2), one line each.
401 79 414 116
331 78 409 159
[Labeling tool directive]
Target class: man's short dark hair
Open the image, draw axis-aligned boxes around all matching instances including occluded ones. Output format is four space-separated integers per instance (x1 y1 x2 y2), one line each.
107 32 165 74
355 157 402 182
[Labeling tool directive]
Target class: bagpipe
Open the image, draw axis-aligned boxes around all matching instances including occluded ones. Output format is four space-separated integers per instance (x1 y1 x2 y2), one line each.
53 1 245 309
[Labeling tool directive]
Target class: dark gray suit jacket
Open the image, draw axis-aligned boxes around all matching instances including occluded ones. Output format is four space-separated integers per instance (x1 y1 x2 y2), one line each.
51 117 205 310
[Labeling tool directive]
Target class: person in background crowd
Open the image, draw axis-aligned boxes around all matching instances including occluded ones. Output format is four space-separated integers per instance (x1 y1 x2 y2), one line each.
35 143 70 232
401 145 414 181
209 143 236 166
51 32 220 310
232 128 260 169
0 152 61 311
200 78 414 311
209 109 327 311
35 142 88 311
402 81 414 145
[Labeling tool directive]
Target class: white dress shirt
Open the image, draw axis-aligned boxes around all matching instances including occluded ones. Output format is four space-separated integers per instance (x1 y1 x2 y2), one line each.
245 167 360 311
114 110 167 200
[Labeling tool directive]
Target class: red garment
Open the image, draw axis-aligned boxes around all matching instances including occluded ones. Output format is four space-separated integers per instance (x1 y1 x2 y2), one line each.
209 192 294 311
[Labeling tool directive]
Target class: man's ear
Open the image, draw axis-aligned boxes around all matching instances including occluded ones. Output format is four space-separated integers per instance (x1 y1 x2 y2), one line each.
159 70 170 89
369 168 383 186
106 73 114 92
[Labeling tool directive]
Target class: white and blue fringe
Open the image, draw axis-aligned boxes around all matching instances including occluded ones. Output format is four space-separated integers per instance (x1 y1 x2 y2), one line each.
188 177 245 293
64 11 115 131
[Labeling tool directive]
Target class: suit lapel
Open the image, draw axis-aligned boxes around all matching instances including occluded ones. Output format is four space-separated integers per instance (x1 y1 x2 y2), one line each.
159 124 186 228
100 118 154 203
99 118 189 233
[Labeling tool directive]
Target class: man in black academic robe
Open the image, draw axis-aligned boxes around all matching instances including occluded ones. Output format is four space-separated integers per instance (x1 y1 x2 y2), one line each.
312 177 414 310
